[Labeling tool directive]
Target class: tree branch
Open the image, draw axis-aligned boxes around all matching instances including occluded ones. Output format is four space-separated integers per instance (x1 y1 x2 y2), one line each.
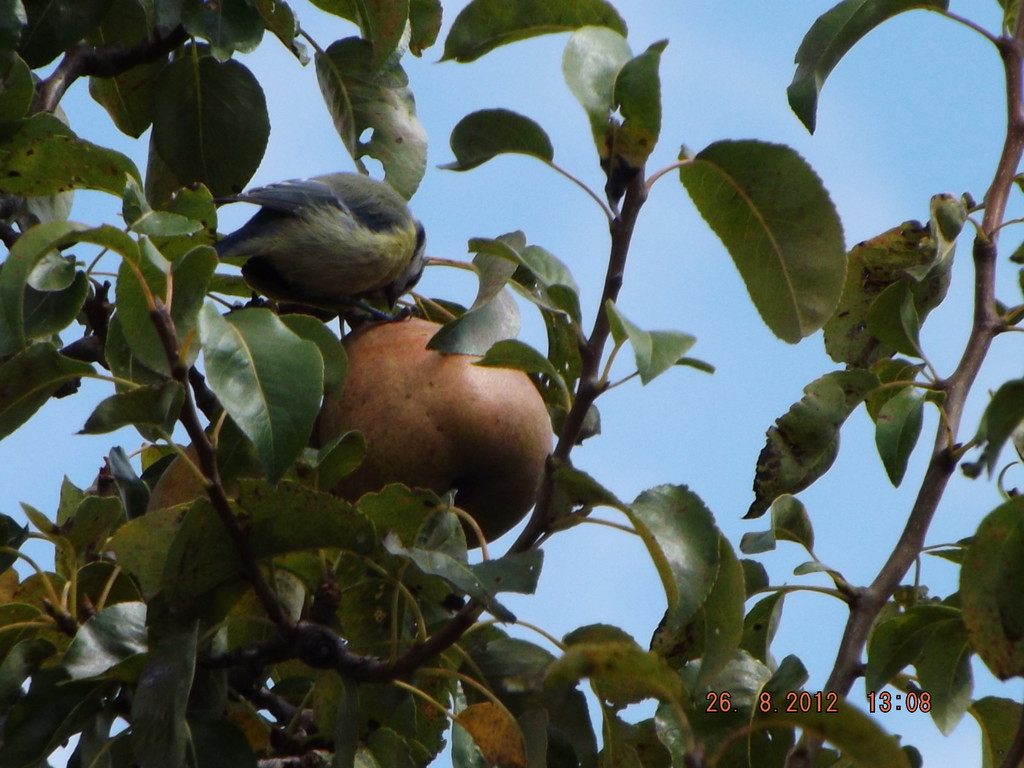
510 170 648 554
795 17 1024 767
149 300 291 628
32 25 188 114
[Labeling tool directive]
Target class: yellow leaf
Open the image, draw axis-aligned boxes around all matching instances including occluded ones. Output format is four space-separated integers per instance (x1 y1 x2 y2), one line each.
457 702 525 768
0 569 19 603
227 701 271 751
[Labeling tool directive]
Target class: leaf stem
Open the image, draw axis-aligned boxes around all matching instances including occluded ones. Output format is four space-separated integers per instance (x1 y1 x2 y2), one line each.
546 161 615 222
754 584 849 602
937 9 1001 46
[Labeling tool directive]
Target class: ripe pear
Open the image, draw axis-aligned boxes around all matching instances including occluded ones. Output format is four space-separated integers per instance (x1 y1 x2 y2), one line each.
317 317 553 542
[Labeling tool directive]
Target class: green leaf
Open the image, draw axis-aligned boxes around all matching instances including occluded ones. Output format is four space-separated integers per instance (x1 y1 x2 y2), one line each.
651 535 745 689
610 39 667 181
465 635 596 765
865 357 924 419
1 221 137 355
18 0 114 67
63 602 148 681
961 497 1024 679
771 494 814 551
972 379 1024 476
334 0 409 70
874 386 925 486
21 270 89 345
58 494 124 568
409 0 442 55
87 0 165 138
626 485 720 632
315 38 426 199
0 343 95 440
0 113 139 197
151 55 269 197
605 301 696 385
748 369 878 518
547 637 684 709
740 559 769 598
0 56 33 121
0 670 105 768
562 26 632 148
788 0 950 133
383 532 542 622
824 220 948 367
310 430 366 492
470 550 545 599
442 0 626 62
103 313 168 388
442 109 554 171
105 507 187 599
739 528 776 555
970 696 1023 768
866 281 922 357
160 500 244 608
114 244 216 375
131 626 197 768
182 0 264 59
865 603 960 691
187 715 259 768
679 140 845 343
916 616 972 735
0 638 55 712
741 593 785 667
125 194 203 237
107 446 150 521
0 513 30 574
745 656 807 763
198 306 324 484
470 233 581 321
679 652 774 766
280 314 346 399
548 459 623 514
753 700 910 768
475 338 560 381
426 290 521 355
237 480 376 558
80 381 185 436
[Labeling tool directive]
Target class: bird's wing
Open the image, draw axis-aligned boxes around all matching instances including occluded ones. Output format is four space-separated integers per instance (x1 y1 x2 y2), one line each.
221 178 352 216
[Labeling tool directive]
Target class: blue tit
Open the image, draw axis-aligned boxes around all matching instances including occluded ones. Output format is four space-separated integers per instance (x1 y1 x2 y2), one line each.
214 173 426 316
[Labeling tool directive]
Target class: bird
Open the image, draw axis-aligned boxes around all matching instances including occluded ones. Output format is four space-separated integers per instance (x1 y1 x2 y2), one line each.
214 173 426 318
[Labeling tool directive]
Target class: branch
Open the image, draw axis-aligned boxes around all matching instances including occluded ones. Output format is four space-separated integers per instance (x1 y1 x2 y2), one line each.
148 300 290 628
510 170 649 554
32 25 188 114
794 17 1024 767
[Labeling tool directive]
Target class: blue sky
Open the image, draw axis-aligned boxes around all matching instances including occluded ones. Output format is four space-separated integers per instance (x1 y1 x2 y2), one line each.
4 1 1024 763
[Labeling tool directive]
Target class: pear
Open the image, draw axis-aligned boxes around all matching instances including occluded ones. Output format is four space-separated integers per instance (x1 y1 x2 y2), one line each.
317 317 552 542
